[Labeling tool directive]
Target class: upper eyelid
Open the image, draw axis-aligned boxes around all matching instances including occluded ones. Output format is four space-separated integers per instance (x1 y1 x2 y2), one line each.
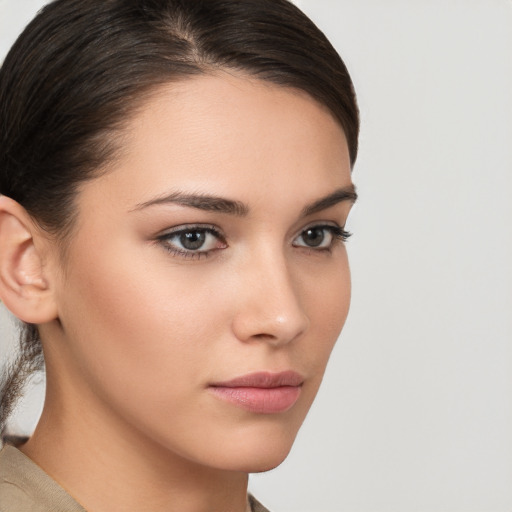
156 223 224 237
294 220 344 235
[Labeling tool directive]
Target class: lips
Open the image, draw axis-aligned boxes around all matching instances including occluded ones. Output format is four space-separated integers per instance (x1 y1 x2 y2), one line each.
208 371 304 414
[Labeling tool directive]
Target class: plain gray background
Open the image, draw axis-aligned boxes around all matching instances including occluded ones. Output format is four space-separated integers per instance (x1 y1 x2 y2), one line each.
1 1 511 511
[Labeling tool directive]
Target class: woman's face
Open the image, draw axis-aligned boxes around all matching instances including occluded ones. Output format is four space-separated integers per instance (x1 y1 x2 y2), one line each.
45 73 355 472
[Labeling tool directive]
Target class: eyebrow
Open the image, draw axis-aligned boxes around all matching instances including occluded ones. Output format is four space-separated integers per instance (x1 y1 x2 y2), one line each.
300 184 358 217
131 184 357 217
132 191 249 216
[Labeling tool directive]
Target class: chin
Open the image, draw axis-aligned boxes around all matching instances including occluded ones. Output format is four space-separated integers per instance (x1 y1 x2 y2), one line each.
245 454 290 474
219 446 293 474
244 443 294 473
205 422 301 474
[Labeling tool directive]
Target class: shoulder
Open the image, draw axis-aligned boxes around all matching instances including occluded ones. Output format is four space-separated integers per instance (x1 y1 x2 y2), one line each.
0 444 85 512
0 445 37 512
0 445 32 511
248 493 272 512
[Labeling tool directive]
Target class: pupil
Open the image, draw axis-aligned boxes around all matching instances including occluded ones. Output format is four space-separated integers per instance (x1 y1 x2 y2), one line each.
304 228 324 247
181 231 206 250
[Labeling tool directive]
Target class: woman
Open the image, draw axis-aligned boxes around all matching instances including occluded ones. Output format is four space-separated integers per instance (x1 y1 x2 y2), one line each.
0 0 359 510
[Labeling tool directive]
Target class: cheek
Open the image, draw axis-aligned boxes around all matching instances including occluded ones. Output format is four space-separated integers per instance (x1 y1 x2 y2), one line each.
56 241 229 406
303 249 351 335
54 249 238 461
296 251 351 375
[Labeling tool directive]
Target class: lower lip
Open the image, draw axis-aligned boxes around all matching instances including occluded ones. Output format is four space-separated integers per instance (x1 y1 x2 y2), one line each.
209 386 301 414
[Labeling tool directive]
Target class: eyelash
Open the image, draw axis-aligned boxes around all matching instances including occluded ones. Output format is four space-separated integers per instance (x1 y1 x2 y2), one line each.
156 224 225 260
295 224 352 248
156 223 352 260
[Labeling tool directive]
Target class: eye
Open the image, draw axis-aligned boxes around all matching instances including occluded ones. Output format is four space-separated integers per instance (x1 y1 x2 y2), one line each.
293 224 351 250
156 225 226 258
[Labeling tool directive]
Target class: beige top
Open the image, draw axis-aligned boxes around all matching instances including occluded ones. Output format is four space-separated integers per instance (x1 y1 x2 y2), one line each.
0 445 269 512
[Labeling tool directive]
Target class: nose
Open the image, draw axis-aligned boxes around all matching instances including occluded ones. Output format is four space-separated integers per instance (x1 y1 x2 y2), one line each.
230 250 310 347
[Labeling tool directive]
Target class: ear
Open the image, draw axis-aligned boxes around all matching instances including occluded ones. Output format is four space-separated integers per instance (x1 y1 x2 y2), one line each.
0 195 58 324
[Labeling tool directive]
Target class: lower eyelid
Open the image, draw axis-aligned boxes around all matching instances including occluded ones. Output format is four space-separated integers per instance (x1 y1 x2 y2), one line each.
165 247 211 259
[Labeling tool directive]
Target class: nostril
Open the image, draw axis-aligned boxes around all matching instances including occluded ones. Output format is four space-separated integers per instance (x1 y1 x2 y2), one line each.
251 333 278 341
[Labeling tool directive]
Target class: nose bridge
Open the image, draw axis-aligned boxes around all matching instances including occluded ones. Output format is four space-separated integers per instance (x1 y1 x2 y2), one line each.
231 242 310 345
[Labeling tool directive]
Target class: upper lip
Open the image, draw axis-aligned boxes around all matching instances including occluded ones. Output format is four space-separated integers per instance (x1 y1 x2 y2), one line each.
210 371 304 389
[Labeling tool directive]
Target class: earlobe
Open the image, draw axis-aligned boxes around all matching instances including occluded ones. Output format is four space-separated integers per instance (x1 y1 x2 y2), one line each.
0 195 58 324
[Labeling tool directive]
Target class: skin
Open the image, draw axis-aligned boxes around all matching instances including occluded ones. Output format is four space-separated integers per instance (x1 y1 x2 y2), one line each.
6 73 355 512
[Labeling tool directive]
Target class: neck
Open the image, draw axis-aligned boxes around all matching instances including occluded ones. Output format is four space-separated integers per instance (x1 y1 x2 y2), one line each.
21 376 249 512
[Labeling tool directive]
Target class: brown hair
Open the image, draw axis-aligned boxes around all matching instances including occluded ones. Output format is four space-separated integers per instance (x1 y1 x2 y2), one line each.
0 0 359 434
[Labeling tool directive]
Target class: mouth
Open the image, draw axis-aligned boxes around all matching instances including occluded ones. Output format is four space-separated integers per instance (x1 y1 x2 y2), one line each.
208 371 304 414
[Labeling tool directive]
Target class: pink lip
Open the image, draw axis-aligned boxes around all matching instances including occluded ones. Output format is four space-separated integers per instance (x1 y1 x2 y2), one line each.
208 371 304 414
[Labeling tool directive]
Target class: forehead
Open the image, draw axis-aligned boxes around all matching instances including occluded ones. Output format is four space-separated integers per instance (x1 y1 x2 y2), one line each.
80 73 351 212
